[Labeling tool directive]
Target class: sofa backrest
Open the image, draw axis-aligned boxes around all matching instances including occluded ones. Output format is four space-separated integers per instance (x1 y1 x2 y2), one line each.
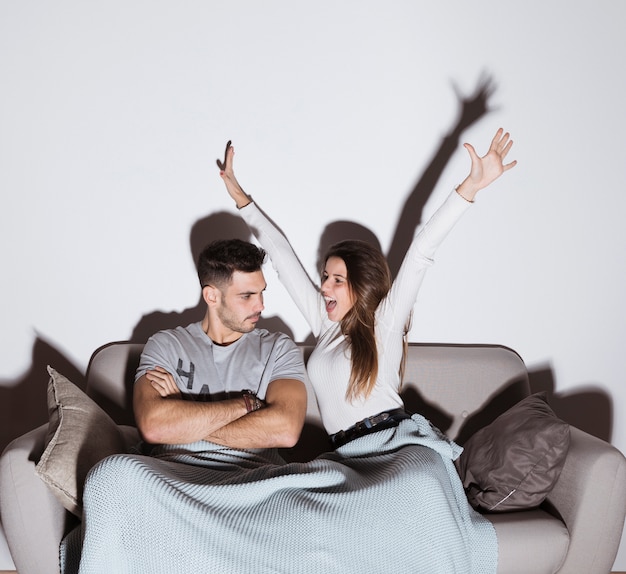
85 341 144 427
85 341 530 447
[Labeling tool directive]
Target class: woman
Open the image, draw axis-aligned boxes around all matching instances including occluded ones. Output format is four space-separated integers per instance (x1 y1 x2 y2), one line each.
218 129 516 443
211 131 515 572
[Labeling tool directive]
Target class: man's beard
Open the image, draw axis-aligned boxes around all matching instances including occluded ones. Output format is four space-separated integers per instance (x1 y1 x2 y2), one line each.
217 303 259 334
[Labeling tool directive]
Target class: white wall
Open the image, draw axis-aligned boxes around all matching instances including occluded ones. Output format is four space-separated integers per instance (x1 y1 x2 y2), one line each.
1 0 625 569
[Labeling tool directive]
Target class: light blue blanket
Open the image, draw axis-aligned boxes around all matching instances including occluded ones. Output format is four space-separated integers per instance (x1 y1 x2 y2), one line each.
61 414 497 573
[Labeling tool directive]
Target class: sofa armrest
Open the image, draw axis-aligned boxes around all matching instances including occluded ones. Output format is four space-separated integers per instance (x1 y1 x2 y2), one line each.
0 424 69 574
546 426 626 574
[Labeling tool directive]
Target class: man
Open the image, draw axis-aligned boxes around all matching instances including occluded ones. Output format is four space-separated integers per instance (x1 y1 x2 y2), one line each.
133 238 307 449
60 239 308 572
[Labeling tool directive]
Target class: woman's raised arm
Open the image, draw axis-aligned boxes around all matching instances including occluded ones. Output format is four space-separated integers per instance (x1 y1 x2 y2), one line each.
217 140 252 209
381 128 517 331
215 140 325 336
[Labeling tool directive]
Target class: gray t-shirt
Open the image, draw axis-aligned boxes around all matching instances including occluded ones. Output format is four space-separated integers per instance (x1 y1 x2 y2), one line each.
136 322 305 401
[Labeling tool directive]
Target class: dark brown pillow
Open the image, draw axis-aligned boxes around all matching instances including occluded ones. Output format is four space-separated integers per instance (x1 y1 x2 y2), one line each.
455 392 570 512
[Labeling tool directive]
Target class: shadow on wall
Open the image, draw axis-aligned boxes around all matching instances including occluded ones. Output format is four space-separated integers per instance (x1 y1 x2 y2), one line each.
315 72 499 280
128 211 296 345
0 336 85 453
1 73 613 455
528 364 612 443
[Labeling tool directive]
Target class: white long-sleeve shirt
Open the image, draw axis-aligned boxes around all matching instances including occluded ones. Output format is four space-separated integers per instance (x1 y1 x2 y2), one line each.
240 191 472 434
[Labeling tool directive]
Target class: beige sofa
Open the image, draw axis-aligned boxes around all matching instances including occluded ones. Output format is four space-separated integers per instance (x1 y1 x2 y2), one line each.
1 341 625 574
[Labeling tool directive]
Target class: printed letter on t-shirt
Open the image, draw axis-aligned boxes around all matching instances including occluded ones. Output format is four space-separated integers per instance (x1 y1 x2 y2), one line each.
176 359 195 390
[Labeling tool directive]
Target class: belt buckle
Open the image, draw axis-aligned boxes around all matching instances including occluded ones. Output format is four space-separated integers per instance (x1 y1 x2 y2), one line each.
371 412 390 427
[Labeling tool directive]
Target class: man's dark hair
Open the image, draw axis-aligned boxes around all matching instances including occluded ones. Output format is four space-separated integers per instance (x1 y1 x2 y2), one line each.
197 239 266 288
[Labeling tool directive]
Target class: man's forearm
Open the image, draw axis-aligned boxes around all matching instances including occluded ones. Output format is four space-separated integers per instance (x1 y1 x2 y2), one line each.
206 379 307 449
206 404 302 449
135 376 306 448
134 376 249 445
159 398 248 445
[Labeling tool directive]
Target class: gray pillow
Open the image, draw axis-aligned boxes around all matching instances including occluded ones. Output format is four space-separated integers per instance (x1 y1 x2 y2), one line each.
455 392 570 512
35 366 137 516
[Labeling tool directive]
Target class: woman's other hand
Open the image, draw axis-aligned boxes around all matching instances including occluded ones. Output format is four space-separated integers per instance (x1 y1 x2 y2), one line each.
216 140 251 209
456 128 517 202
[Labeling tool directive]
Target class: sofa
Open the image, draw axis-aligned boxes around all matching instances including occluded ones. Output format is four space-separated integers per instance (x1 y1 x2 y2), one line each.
1 341 625 574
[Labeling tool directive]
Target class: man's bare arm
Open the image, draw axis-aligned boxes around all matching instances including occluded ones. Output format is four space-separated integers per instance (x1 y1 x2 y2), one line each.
206 378 307 449
133 373 248 445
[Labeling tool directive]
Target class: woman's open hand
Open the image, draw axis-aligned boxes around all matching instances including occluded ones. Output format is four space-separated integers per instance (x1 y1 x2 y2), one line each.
216 140 251 209
456 128 517 202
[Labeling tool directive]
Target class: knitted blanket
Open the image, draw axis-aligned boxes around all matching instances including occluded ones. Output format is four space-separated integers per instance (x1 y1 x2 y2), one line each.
61 414 497 573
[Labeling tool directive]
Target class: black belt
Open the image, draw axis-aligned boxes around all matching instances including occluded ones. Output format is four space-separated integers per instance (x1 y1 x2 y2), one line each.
329 408 412 449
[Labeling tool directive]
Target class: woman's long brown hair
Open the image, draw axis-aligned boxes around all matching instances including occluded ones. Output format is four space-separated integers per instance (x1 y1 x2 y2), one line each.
323 240 392 401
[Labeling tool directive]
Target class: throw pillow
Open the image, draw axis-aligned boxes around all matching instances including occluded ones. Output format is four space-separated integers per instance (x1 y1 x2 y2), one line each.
35 366 134 516
455 392 570 512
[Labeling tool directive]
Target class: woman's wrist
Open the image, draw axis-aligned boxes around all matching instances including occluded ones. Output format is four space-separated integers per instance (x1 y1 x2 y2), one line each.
235 195 251 209
455 179 478 203
225 180 251 208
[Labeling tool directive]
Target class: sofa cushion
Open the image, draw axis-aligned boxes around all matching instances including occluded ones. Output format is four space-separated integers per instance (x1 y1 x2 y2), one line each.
35 367 137 516
455 392 570 512
487 509 570 573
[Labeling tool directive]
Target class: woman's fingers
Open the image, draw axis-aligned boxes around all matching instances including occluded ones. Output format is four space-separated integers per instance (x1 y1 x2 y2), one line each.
216 140 233 171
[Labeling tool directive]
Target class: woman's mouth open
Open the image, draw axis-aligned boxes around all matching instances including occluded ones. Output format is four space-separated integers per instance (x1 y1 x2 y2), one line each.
324 296 337 314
